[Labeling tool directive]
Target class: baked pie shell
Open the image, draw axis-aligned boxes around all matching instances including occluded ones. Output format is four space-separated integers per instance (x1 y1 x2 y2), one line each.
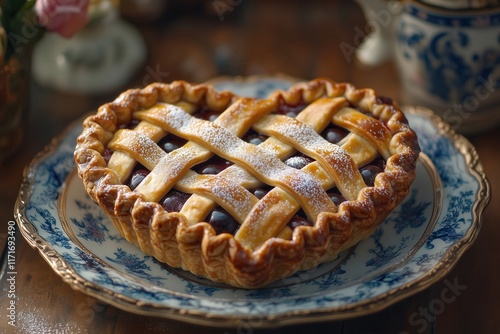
74 78 420 288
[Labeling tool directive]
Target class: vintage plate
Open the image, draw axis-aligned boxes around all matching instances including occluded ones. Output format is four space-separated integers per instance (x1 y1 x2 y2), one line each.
15 78 490 328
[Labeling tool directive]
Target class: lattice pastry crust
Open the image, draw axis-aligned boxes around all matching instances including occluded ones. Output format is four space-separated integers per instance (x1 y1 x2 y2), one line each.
74 78 420 288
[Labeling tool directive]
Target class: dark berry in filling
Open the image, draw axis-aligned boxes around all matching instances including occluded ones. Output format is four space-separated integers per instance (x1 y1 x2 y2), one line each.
128 168 149 190
200 165 223 175
287 214 313 230
161 190 191 212
328 191 346 206
124 118 140 129
253 188 269 199
372 157 386 171
102 148 113 163
322 126 348 144
284 155 314 170
360 164 382 186
244 131 268 146
193 105 220 121
377 96 394 105
158 134 187 153
275 101 307 118
195 156 233 175
209 208 238 235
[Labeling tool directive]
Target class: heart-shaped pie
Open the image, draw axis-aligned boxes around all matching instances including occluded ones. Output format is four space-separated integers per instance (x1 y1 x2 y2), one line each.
74 78 420 288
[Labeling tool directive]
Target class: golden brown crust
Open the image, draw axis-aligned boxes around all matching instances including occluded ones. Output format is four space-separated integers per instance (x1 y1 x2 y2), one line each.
74 79 420 288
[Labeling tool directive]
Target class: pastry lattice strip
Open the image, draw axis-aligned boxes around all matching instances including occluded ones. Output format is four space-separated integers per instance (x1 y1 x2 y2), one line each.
235 107 389 248
109 98 274 218
107 97 391 250
135 103 336 219
109 97 341 205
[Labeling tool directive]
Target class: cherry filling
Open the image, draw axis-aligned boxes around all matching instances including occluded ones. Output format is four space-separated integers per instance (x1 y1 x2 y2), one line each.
321 126 348 144
208 208 239 235
102 148 114 163
158 134 187 153
360 158 386 187
275 99 308 117
193 105 219 122
194 156 233 175
123 118 140 129
284 155 314 170
376 96 394 105
244 130 268 146
161 190 191 212
288 212 314 230
128 168 149 190
360 165 381 187
328 191 346 207
253 187 270 199
123 103 385 236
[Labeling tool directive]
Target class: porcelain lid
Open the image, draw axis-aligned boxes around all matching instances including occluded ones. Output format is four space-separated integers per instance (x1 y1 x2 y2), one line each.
417 0 499 9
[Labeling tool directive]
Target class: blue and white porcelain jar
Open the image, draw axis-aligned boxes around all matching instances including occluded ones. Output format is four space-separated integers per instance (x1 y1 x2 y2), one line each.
395 1 500 134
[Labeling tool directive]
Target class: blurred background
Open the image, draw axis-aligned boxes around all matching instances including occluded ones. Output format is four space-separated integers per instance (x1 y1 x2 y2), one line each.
24 0 400 148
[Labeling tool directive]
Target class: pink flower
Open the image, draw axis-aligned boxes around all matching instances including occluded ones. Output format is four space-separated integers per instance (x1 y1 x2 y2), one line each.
35 0 90 38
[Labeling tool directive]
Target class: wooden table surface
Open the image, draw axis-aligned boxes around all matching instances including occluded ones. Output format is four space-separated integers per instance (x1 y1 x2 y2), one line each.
1 1 498 333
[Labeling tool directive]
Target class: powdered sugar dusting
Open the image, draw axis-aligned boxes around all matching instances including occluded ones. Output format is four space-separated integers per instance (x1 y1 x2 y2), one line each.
255 114 362 198
196 123 234 153
132 133 165 167
221 165 261 188
283 169 330 212
153 105 334 218
137 102 341 225
136 145 201 199
163 104 193 132
211 179 256 221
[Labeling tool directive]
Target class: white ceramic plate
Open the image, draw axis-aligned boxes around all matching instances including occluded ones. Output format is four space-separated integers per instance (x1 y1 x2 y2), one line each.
15 78 490 328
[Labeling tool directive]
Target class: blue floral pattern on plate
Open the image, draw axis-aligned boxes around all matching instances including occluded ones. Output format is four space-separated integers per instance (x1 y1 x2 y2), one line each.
15 78 490 327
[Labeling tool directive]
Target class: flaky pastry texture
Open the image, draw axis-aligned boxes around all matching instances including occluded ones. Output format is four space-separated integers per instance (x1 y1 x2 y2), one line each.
74 78 420 288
